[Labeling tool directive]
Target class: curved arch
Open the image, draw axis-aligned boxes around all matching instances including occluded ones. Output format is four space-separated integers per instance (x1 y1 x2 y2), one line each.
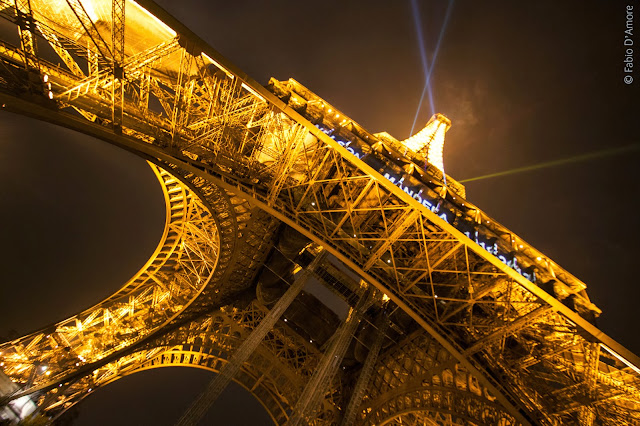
0 164 224 404
378 410 498 426
49 302 340 424
0 1 638 424
0 152 282 420
362 384 517 426
358 330 517 425
103 354 283 426
0 57 538 425
0 23 563 423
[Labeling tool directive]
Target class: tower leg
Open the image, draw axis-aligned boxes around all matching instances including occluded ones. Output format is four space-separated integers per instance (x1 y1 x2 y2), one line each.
285 287 373 426
175 253 324 426
340 313 388 426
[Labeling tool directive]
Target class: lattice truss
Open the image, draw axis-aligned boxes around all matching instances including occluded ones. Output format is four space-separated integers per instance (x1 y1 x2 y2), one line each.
0 164 221 414
23 300 342 424
0 0 637 424
360 330 519 426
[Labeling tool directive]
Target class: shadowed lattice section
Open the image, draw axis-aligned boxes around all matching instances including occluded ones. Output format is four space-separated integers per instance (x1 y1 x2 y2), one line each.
0 1 637 424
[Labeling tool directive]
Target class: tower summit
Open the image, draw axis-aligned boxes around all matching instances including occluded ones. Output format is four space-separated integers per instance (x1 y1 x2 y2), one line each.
0 1 638 425
401 113 451 174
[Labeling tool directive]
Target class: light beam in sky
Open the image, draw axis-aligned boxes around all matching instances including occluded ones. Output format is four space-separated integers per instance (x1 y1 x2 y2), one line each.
409 0 455 136
459 144 640 183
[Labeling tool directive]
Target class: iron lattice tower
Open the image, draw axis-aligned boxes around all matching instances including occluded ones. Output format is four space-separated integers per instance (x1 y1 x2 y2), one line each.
0 1 638 424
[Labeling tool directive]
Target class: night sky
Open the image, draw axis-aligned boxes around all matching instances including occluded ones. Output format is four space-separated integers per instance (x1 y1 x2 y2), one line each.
0 1 638 424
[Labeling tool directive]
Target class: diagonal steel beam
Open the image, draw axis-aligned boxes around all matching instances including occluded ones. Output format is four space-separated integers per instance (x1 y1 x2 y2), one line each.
363 209 420 271
175 253 325 426
341 313 389 426
65 0 111 63
285 288 374 425
38 29 85 78
403 241 462 294
463 305 553 356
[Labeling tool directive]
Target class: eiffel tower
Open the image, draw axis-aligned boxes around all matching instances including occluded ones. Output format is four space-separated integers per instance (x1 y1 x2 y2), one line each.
0 1 639 425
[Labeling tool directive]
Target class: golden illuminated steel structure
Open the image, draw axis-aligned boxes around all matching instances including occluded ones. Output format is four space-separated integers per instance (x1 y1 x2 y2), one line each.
0 0 638 424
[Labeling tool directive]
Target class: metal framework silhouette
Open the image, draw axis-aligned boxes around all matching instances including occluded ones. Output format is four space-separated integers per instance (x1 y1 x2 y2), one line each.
0 1 638 424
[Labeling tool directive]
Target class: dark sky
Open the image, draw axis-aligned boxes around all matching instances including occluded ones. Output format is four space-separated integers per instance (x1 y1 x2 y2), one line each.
0 0 638 424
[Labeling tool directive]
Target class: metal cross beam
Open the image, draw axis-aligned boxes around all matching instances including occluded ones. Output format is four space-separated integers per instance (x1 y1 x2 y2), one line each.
0 1 637 424
175 252 324 426
341 313 389 426
286 288 374 425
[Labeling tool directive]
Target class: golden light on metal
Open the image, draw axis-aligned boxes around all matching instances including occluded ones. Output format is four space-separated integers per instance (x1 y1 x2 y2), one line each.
0 1 638 424
129 0 177 38
401 113 451 173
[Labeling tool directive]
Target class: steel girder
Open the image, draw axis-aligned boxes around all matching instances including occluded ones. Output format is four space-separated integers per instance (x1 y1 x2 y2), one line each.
90 302 341 426
0 164 223 414
0 1 637 425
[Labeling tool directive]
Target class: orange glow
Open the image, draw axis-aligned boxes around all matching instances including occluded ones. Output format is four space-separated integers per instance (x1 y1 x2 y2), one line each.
129 0 177 38
401 113 451 173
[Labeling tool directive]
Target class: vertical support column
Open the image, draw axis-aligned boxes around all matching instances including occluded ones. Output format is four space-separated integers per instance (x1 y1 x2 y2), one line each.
111 0 125 133
578 342 600 425
14 0 41 91
175 253 324 426
138 67 151 112
171 47 194 145
341 313 388 426
285 287 374 426
14 0 37 67
87 46 99 77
